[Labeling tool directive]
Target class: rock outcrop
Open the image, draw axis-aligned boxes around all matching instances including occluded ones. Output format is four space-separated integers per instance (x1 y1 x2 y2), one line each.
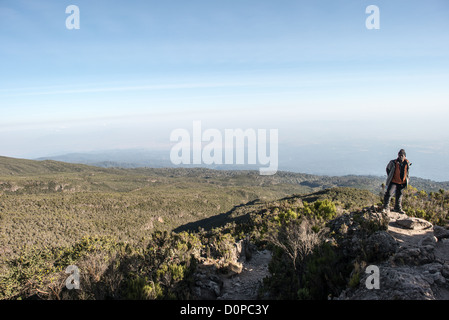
335 207 449 300
191 238 270 300
191 205 449 300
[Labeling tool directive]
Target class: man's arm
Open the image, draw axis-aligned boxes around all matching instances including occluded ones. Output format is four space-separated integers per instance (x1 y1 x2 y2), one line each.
386 160 394 175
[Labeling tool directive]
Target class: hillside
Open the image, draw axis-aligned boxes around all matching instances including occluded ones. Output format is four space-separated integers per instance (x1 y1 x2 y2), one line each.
2 156 449 194
0 156 107 176
1 155 449 301
0 156 312 261
0 155 447 258
2 183 448 301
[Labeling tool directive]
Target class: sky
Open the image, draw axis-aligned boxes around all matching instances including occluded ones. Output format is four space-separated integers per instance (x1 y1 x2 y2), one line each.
1 0 449 180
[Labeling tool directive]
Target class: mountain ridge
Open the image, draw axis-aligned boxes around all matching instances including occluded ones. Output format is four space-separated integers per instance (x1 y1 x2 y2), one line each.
2 155 448 194
0 155 107 176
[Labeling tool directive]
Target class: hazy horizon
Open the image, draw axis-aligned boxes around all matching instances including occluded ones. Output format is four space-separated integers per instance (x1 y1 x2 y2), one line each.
1 1 448 181
20 143 448 183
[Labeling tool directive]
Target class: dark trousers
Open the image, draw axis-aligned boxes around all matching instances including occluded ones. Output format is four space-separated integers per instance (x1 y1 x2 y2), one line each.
383 183 405 210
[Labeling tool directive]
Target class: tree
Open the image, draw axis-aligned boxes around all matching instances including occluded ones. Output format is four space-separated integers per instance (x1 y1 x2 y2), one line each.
266 218 323 272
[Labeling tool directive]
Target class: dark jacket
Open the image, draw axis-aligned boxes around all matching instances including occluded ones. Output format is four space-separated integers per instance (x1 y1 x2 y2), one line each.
386 158 410 188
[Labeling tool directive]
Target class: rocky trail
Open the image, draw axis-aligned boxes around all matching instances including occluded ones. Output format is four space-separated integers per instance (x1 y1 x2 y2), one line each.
193 207 449 300
338 209 449 300
387 212 449 261
192 241 272 300
217 249 272 300
384 211 449 299
218 250 271 300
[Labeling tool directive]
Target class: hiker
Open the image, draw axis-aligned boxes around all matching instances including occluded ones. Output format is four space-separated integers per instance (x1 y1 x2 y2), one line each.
382 149 411 214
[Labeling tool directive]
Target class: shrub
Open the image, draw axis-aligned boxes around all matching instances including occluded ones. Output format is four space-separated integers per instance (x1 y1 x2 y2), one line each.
125 277 163 300
310 199 337 220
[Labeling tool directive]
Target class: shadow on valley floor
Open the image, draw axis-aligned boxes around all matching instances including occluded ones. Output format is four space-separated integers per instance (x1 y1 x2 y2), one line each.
173 199 261 233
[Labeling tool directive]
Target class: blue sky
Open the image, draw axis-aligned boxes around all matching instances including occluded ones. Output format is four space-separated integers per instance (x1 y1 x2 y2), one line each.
1 0 449 180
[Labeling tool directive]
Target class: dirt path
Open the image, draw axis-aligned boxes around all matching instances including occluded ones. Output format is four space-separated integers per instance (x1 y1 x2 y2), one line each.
218 249 272 300
386 211 449 263
387 224 433 247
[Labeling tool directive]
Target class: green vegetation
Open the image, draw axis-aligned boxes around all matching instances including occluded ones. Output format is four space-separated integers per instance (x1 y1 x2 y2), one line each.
0 156 448 300
252 196 346 300
300 187 379 211
402 186 449 226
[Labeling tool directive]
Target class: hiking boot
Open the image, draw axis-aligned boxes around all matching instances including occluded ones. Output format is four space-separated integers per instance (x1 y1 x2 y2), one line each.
381 207 390 214
394 208 406 214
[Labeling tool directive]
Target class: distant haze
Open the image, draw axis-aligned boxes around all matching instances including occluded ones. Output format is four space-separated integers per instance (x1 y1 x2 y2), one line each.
36 140 449 182
1 1 448 181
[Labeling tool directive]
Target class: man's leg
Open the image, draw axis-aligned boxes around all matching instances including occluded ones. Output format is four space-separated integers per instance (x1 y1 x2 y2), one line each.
394 184 405 213
383 183 396 212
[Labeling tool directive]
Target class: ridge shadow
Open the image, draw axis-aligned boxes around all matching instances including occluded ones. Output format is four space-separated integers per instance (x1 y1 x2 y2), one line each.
173 199 261 233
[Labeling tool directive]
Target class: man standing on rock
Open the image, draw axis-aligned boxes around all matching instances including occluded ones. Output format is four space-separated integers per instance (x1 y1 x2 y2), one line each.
382 149 411 214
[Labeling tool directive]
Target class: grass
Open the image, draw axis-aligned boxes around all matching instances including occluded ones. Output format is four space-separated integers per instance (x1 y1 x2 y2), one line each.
1 156 448 300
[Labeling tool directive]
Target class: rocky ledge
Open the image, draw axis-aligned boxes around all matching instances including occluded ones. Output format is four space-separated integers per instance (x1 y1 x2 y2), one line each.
334 206 449 300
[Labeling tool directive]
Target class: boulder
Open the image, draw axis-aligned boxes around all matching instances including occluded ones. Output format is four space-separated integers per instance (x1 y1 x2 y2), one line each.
434 226 449 240
364 231 398 262
328 209 393 262
193 269 224 299
419 235 438 247
234 237 255 262
395 217 433 230
392 245 435 266
339 264 438 300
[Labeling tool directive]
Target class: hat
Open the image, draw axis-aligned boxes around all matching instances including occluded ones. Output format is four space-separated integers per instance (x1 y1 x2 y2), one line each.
398 149 406 157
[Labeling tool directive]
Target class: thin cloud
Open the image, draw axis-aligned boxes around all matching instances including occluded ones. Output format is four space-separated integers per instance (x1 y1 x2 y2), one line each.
0 82 260 97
